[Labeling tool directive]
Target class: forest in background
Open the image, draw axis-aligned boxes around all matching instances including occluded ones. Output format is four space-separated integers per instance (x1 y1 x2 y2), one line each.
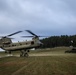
41 35 76 48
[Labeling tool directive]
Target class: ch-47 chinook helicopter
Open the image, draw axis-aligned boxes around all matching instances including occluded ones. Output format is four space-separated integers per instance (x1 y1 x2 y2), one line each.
0 30 43 57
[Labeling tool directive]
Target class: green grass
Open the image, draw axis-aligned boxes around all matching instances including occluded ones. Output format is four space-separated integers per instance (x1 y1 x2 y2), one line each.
0 47 76 75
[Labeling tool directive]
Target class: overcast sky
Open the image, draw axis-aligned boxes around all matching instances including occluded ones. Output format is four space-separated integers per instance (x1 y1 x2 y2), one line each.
0 0 76 41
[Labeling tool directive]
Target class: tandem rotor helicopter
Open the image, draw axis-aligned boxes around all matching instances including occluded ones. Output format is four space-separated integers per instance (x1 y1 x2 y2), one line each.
0 30 44 57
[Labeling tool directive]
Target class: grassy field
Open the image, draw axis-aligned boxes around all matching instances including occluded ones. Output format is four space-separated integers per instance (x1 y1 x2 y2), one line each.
0 47 76 75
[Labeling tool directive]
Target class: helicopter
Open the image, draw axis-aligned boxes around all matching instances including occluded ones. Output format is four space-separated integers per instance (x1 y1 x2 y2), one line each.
0 30 43 57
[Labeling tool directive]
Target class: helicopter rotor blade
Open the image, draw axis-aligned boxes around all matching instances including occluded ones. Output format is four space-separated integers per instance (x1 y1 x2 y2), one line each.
38 36 50 37
7 37 14 39
24 30 50 38
21 36 34 37
0 36 14 39
0 36 3 38
26 30 38 37
21 35 49 38
7 31 22 37
0 31 22 39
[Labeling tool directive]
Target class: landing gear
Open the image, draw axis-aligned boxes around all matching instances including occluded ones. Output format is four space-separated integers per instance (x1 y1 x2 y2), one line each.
24 53 28 57
20 50 29 57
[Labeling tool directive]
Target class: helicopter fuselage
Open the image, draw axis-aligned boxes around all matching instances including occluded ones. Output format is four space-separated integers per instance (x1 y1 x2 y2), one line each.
1 40 42 51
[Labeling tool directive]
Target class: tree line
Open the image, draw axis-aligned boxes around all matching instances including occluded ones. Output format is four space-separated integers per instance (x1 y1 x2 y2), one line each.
41 35 76 48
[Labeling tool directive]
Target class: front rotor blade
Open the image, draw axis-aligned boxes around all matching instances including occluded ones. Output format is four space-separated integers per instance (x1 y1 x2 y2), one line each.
8 37 14 39
0 36 3 38
7 31 22 37
26 30 38 37
21 35 49 38
38 36 50 37
21 36 34 37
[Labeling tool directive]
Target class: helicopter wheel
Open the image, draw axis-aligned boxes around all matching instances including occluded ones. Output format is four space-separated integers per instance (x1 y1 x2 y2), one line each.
24 53 29 57
20 50 29 57
20 50 24 57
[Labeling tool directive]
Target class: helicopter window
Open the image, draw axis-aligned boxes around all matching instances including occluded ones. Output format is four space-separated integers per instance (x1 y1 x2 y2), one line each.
31 41 34 45
12 44 16 46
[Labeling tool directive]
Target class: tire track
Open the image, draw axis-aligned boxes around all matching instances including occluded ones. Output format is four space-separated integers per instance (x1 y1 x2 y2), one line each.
11 61 35 75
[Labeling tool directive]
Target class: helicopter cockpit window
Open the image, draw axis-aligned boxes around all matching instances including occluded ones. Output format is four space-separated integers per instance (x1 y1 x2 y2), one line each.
31 41 34 45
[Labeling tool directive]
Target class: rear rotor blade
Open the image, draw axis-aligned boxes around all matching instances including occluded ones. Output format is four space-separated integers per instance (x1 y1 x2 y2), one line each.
7 37 14 39
21 36 34 37
0 36 3 38
7 31 22 37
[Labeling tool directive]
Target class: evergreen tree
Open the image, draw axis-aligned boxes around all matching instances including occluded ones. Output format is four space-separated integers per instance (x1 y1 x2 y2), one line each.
41 35 76 48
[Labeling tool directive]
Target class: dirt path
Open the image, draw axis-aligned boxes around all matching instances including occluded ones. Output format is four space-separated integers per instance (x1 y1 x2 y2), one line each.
0 53 76 58
29 53 73 56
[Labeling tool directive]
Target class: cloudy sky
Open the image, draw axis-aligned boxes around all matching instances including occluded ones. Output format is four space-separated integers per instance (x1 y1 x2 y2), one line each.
0 0 76 41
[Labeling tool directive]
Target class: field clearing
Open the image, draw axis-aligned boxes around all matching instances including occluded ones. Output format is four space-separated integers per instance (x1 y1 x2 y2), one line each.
0 47 76 75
